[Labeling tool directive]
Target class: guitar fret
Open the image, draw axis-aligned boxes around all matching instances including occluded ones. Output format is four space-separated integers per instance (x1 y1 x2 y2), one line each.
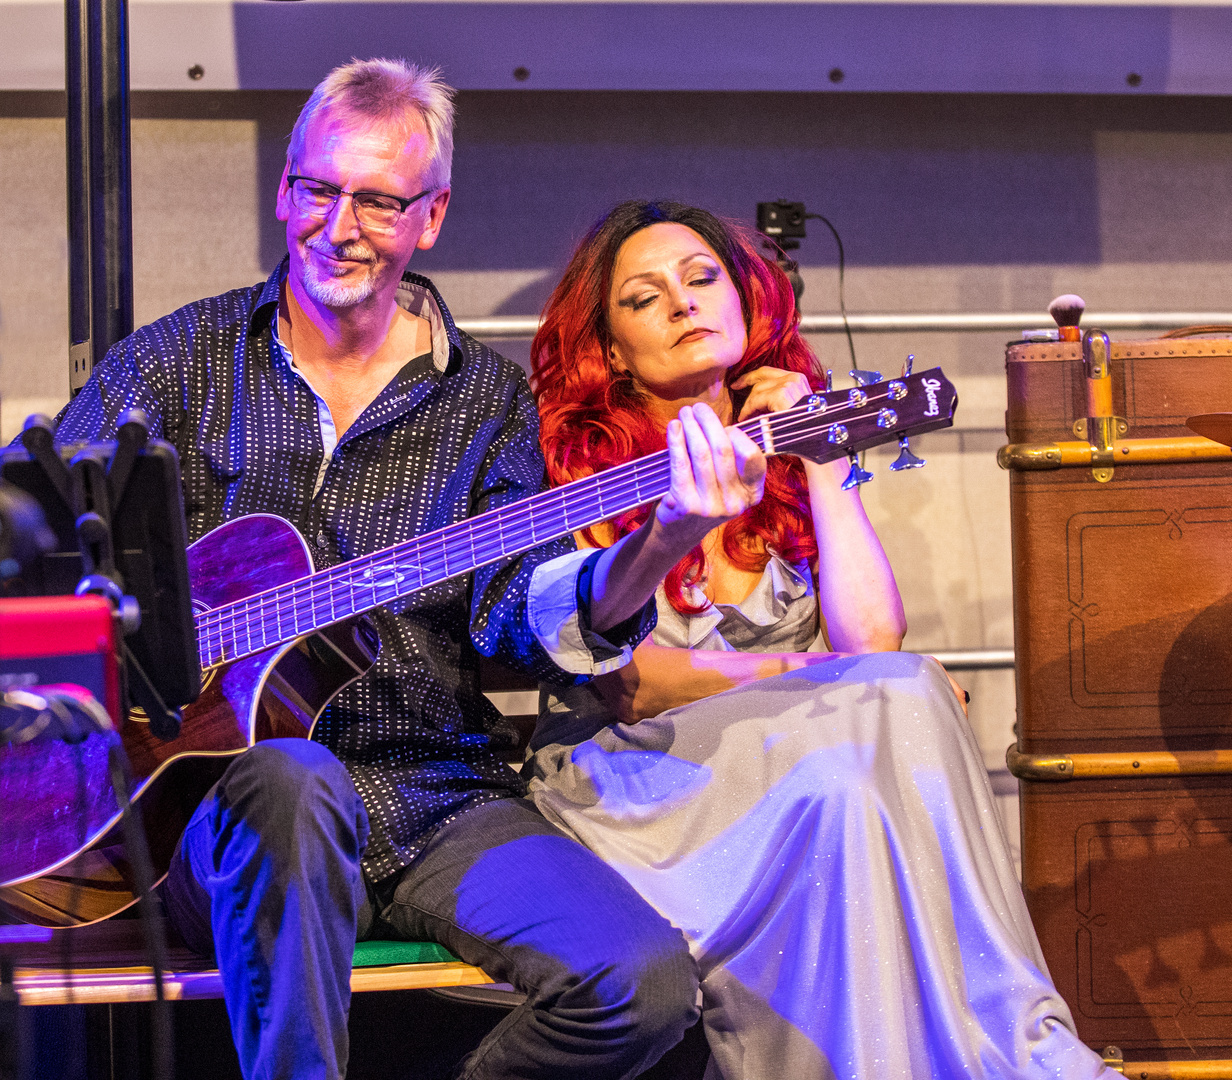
407 540 425 593
439 529 451 581
295 575 313 638
244 601 255 656
226 603 239 663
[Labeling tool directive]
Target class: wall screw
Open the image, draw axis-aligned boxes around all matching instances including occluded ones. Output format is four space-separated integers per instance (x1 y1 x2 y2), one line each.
188 64 204 81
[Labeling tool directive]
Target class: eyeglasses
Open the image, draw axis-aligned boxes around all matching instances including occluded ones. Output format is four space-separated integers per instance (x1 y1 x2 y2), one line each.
286 175 432 231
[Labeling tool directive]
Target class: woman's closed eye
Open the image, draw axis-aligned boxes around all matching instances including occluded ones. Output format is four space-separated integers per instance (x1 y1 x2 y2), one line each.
622 292 658 311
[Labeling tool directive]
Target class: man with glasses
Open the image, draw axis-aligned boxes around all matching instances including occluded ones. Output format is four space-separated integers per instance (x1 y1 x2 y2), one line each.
53 57 768 1080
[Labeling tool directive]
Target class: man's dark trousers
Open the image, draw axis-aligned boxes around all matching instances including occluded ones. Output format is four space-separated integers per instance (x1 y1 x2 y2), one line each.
161 739 699 1080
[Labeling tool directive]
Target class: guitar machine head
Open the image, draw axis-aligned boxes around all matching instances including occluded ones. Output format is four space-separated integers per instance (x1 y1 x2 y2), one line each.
759 356 957 491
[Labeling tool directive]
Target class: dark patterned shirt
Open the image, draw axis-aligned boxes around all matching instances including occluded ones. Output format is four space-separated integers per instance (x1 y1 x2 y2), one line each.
54 261 651 883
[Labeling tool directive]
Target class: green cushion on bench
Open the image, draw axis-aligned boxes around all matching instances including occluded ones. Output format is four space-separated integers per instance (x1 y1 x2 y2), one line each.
352 939 459 967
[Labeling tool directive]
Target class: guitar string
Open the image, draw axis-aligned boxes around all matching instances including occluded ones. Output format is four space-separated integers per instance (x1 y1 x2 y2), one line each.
199 463 929 661
195 442 675 658
195 441 681 664
194 451 671 667
193 380 928 665
195 380 935 665
193 381 925 666
194 421 910 668
195 445 674 667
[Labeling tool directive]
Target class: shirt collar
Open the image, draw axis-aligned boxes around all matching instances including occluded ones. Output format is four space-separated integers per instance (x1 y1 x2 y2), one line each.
248 258 464 374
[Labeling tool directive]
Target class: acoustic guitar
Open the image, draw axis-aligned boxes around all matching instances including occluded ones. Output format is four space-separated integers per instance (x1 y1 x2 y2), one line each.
0 368 956 927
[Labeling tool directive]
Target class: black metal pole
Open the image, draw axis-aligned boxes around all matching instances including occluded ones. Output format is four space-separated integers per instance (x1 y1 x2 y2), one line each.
65 0 92 395
85 0 133 385
88 0 134 374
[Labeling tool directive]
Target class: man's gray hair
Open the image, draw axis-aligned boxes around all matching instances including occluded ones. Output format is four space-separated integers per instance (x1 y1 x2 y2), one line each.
288 58 456 190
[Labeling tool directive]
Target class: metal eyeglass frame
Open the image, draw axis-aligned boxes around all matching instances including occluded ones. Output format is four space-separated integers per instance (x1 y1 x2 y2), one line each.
286 175 433 227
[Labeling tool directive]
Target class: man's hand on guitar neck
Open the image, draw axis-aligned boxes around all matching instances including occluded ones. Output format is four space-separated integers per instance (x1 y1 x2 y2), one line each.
587 402 766 634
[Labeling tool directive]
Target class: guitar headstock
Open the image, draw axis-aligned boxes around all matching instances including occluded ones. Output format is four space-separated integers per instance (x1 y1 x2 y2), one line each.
753 367 958 471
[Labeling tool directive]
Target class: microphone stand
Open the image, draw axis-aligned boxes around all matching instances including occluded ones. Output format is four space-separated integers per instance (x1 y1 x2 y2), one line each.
10 412 179 1080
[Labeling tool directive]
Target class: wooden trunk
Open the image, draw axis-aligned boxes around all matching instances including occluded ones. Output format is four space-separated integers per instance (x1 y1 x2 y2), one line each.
1005 334 1232 1061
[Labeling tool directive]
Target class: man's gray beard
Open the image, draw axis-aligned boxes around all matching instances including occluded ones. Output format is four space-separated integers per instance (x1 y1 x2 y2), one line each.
302 240 376 307
303 270 375 307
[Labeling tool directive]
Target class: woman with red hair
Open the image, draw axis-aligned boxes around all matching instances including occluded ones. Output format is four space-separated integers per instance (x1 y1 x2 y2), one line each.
526 201 1114 1080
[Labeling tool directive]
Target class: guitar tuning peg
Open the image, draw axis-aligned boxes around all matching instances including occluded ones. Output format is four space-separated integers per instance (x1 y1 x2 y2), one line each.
889 436 926 472
849 369 882 387
841 451 874 490
902 354 915 377
824 368 833 391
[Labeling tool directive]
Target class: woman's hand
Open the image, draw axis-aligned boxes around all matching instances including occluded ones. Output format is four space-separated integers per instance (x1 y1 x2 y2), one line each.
931 663 970 717
587 402 766 633
655 402 766 540
732 367 813 421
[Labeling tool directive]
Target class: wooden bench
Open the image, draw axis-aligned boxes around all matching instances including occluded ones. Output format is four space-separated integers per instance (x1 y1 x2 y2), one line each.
7 920 493 1007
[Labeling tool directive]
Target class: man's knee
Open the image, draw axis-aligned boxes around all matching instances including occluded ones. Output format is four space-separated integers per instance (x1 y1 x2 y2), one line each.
214 739 364 849
612 917 699 1060
548 899 698 1070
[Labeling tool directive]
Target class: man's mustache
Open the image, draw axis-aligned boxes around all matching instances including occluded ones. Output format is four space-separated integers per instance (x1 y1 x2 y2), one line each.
305 236 376 264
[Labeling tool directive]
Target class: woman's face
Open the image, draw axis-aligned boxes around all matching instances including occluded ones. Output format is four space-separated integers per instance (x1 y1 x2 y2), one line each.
605 222 748 405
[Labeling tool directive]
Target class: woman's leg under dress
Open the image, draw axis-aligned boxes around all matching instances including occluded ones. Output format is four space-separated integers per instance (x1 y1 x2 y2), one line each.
529 651 1118 1080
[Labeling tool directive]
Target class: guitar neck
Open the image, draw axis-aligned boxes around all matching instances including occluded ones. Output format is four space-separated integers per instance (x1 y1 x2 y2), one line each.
194 369 955 669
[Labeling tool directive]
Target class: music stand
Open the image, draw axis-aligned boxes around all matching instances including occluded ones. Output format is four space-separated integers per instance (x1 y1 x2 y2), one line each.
0 410 199 736
0 409 196 1080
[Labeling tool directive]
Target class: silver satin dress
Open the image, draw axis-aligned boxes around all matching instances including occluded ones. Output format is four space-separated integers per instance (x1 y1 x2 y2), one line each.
527 555 1116 1080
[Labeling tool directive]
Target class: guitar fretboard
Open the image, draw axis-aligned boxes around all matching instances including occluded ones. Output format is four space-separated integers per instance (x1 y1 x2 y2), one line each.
192 376 935 669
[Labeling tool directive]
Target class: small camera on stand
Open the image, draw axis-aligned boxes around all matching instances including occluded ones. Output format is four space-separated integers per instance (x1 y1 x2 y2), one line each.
755 200 859 375
756 200 808 243
756 201 808 306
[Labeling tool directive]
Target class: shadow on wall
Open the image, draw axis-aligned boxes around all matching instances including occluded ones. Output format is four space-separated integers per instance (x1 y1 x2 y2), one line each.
209 90 1232 284
418 91 1109 275
255 94 307 272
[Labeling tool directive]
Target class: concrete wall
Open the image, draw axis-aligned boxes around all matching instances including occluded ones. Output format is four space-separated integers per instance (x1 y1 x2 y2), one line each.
4 89 1232 865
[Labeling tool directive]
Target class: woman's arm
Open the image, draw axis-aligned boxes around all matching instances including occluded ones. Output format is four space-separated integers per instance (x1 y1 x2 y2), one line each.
593 640 969 724
587 404 766 632
593 639 969 724
591 639 840 723
805 458 906 653
733 367 906 653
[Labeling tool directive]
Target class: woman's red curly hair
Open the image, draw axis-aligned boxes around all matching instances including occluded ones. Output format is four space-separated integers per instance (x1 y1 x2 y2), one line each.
531 200 822 614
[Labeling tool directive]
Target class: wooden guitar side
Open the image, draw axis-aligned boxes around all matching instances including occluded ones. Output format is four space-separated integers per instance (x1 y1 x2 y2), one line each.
0 515 378 928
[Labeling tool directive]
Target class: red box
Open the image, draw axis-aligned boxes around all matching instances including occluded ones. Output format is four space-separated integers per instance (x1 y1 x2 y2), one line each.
0 595 120 722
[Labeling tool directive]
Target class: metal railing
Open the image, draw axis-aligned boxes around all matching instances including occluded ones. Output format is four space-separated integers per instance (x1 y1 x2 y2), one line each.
455 312 1232 340
924 649 1014 671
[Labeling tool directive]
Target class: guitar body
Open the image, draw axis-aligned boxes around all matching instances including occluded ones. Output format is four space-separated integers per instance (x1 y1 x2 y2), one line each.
0 515 379 927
